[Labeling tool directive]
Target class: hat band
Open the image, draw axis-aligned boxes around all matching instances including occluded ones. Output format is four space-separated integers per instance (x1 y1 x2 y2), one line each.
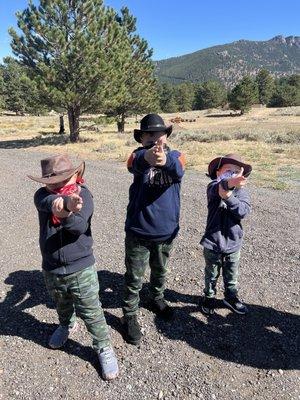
42 168 73 178
147 124 166 129
216 157 223 170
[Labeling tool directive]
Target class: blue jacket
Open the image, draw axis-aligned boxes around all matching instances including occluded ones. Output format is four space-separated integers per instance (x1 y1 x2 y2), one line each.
125 146 185 241
34 185 95 274
200 180 251 254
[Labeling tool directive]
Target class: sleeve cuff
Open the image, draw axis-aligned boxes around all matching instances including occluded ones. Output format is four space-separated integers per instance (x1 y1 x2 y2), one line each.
224 195 239 206
61 213 75 227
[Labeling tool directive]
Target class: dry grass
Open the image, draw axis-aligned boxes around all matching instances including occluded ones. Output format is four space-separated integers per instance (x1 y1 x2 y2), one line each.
0 107 299 190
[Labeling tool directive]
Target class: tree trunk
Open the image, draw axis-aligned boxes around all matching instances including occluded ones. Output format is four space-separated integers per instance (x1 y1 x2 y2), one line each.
117 113 125 133
67 105 80 142
58 115 65 134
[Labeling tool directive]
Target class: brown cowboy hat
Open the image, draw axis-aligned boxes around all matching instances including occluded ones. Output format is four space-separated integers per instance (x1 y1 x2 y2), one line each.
208 153 252 179
134 113 172 143
28 154 85 184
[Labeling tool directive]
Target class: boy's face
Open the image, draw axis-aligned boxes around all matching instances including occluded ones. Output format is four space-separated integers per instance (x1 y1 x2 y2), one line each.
217 163 242 177
141 131 167 147
46 173 77 191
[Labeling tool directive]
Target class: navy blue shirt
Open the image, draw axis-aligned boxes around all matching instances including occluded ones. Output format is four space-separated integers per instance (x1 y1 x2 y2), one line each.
200 180 251 254
34 185 95 274
125 146 185 241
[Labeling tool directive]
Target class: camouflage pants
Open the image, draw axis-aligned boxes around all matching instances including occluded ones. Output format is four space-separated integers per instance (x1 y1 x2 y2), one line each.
203 248 240 299
43 265 110 351
123 232 174 316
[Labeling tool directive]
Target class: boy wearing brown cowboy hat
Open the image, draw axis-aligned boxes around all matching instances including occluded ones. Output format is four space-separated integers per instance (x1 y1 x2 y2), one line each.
28 154 119 380
122 113 186 345
200 153 252 315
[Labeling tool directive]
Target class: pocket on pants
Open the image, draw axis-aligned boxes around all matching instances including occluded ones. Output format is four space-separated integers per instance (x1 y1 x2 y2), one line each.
76 266 99 299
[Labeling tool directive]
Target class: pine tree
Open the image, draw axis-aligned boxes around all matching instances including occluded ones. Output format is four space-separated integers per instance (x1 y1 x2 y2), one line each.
159 83 178 113
0 66 5 110
229 76 259 114
1 57 45 115
256 69 275 105
9 0 132 142
268 75 300 107
194 80 227 110
104 7 159 133
173 82 195 112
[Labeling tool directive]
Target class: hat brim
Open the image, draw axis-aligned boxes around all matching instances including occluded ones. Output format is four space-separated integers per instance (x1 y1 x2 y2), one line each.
28 161 85 184
208 157 252 180
134 125 173 143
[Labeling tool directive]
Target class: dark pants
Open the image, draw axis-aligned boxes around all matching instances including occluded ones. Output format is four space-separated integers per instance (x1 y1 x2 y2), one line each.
123 232 174 316
203 248 240 299
43 265 110 351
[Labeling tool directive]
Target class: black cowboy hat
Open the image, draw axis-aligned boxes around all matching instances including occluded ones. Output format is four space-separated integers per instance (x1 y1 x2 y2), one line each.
28 154 85 184
134 114 172 143
208 153 252 179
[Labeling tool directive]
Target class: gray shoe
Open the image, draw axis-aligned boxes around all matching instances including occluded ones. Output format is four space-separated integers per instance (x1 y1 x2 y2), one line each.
98 346 119 381
48 322 78 349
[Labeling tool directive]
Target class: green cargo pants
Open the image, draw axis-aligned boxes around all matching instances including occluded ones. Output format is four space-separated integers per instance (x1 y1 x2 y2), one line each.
203 248 240 299
43 265 110 351
123 232 174 316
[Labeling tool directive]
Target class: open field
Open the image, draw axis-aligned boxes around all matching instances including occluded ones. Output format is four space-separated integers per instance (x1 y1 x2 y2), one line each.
0 106 299 190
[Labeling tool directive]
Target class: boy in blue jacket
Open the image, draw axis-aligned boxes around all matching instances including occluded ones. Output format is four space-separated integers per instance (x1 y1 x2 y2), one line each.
122 114 185 345
200 154 252 316
29 154 118 380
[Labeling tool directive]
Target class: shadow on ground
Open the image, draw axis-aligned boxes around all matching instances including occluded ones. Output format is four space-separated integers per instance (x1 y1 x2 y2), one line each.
1 269 299 371
0 270 99 373
0 133 69 149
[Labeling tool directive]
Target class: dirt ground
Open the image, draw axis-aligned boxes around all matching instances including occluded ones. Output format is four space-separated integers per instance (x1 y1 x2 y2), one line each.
0 149 299 400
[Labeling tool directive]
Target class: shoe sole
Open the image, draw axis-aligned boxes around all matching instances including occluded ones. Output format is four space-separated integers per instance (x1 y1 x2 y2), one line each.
102 371 119 381
125 337 141 346
201 306 215 315
223 299 247 315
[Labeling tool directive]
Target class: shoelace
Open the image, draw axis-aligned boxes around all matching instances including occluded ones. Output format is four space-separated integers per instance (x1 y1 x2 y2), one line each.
101 348 113 365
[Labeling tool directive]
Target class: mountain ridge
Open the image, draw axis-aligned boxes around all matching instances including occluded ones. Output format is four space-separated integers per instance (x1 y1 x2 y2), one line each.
155 36 300 87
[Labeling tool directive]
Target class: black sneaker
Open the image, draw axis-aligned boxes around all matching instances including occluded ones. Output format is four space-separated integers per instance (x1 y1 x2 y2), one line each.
122 315 142 345
201 297 215 315
223 297 248 314
149 298 174 320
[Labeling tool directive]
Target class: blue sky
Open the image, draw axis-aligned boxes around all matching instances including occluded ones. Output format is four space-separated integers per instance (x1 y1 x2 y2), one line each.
1 0 299 61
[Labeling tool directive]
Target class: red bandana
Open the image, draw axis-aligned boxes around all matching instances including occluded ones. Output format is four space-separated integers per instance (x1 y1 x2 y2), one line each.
50 177 84 226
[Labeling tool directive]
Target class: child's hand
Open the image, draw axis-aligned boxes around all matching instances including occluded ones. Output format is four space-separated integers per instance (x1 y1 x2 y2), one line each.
144 138 166 166
228 167 247 189
218 185 232 200
153 138 167 166
66 193 83 213
52 197 71 218
144 146 158 166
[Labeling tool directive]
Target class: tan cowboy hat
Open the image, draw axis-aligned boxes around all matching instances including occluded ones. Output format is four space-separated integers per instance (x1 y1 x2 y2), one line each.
208 153 252 179
28 154 85 184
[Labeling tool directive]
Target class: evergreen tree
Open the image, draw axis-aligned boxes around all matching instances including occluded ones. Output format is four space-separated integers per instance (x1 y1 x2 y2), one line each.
268 75 300 107
174 82 195 112
0 65 6 110
229 76 259 114
159 83 178 113
104 7 159 133
1 57 45 115
256 69 275 105
194 80 227 110
9 0 133 142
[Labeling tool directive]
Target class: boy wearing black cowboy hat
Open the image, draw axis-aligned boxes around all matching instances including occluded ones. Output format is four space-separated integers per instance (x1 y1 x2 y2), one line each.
200 153 252 315
28 154 119 380
122 113 186 345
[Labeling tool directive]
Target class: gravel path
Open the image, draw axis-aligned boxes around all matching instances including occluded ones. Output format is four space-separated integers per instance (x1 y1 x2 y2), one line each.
0 149 299 400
